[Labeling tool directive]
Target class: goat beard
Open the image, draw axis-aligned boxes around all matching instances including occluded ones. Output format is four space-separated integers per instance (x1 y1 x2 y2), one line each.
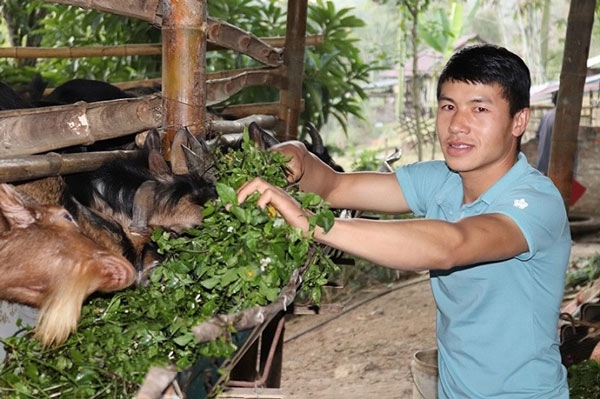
35 253 135 347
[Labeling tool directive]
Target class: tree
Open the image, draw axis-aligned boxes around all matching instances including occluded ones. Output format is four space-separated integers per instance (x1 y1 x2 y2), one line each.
0 0 47 68
379 0 432 161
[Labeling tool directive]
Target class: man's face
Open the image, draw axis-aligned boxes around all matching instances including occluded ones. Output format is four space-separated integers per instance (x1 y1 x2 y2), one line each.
436 81 528 177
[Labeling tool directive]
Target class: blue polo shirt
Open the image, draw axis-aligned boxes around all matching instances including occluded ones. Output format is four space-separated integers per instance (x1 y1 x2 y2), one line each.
397 153 570 398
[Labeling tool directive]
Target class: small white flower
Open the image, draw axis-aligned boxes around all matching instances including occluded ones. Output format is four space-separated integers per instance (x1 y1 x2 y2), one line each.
260 256 272 271
168 351 174 360
227 226 234 233
513 198 529 209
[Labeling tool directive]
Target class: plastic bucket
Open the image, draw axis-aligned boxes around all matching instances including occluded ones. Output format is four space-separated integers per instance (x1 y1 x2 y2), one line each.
410 348 438 399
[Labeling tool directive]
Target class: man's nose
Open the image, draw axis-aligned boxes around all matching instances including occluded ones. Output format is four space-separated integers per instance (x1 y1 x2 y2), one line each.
448 110 470 134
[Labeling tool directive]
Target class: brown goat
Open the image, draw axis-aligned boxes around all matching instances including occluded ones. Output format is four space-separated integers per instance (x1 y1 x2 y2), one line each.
0 183 136 347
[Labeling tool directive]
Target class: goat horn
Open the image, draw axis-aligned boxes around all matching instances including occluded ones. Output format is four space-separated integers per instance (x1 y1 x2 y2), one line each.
305 122 324 154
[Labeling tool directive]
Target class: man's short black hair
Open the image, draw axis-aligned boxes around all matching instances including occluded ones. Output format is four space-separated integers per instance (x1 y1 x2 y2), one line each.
437 44 531 117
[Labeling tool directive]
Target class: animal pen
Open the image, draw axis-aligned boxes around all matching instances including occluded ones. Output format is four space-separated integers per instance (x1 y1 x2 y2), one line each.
0 0 321 397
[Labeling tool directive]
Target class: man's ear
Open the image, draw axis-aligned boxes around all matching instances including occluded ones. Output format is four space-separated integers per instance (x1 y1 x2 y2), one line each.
512 108 531 138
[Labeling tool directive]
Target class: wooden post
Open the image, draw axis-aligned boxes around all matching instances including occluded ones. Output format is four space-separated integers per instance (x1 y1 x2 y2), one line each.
161 0 207 171
277 0 307 141
548 0 596 209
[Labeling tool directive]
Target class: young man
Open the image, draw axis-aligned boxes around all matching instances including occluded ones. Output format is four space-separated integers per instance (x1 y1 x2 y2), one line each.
237 44 570 398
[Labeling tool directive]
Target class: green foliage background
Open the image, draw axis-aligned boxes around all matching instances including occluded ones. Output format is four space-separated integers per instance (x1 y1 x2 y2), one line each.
0 0 380 132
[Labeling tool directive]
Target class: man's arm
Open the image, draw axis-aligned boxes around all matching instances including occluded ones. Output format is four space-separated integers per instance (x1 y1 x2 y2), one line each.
272 141 411 214
236 178 529 272
314 213 528 271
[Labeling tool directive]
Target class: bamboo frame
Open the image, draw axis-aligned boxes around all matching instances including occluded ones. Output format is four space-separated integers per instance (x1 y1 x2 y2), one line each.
0 2 313 160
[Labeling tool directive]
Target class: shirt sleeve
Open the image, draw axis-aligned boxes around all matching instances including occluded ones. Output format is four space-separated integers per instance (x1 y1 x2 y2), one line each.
395 160 453 217
487 177 569 261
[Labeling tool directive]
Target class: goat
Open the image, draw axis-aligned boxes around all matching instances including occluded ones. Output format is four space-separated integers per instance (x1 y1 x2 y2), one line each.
65 129 218 235
246 121 345 172
16 125 280 286
0 183 136 347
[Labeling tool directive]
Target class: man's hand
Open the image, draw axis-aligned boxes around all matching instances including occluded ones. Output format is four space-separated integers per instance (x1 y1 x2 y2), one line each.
236 177 311 235
269 141 310 184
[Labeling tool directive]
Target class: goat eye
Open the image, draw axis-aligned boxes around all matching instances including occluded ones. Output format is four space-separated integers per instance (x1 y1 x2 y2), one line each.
61 211 75 223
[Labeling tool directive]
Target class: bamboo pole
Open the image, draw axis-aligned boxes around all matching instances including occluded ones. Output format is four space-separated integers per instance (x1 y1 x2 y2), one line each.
161 0 207 173
0 150 139 183
277 0 307 141
0 36 323 60
43 0 161 24
548 0 596 209
0 95 162 157
0 101 279 159
0 44 161 59
41 68 284 105
211 114 279 134
211 102 294 121
207 69 284 106
206 19 282 67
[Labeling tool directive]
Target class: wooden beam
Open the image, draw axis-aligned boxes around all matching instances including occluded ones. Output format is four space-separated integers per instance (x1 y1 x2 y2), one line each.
548 0 596 209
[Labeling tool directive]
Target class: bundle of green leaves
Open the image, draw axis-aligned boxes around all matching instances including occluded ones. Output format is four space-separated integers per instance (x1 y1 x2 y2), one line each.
0 133 338 398
568 359 600 398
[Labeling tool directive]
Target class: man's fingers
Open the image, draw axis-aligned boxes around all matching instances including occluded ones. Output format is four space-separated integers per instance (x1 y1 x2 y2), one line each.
236 178 268 207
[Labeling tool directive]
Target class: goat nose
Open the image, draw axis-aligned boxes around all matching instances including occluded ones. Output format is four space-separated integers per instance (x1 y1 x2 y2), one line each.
98 255 137 291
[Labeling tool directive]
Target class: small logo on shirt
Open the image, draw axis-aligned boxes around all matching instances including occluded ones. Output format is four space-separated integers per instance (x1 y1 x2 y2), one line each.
513 198 528 209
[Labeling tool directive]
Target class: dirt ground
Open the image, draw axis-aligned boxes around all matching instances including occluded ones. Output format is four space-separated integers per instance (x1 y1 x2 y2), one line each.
279 233 600 399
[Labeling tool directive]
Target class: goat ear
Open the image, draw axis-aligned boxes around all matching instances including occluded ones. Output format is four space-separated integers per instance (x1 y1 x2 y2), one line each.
171 128 192 175
142 129 171 177
142 129 162 158
131 180 156 230
248 122 280 150
178 128 216 179
148 150 171 178
0 183 37 228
